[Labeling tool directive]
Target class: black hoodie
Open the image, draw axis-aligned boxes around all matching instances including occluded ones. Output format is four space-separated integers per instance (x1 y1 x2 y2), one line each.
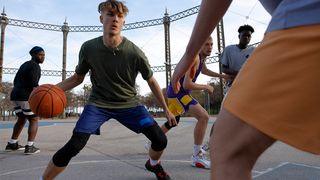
10 59 41 101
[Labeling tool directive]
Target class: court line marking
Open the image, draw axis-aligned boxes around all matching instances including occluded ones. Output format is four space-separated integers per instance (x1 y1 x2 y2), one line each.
0 166 47 177
0 159 193 177
0 118 216 129
252 162 289 178
2 159 319 177
288 162 320 170
252 161 320 178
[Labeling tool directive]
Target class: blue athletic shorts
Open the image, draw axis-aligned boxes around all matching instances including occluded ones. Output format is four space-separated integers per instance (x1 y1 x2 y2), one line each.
74 105 156 135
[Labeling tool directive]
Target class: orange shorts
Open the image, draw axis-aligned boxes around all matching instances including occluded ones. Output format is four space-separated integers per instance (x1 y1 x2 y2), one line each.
224 24 320 154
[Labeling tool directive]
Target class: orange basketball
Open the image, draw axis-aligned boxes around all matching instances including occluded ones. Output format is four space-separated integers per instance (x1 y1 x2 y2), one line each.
28 84 67 118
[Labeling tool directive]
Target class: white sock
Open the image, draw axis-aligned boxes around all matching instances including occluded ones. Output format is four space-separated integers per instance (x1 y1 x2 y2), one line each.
149 158 160 166
9 139 18 144
39 176 43 180
193 144 201 156
27 141 34 146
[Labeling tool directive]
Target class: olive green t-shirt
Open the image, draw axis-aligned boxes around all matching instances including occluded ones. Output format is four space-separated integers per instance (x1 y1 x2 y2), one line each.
76 36 153 108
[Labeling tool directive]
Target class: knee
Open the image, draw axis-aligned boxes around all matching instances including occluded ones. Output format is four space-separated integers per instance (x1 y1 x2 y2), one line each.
164 116 180 130
143 124 167 151
27 117 39 123
151 133 167 151
52 132 90 167
198 111 209 124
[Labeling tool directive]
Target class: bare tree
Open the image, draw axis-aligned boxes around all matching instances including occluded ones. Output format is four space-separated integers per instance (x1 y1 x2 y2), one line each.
0 81 14 120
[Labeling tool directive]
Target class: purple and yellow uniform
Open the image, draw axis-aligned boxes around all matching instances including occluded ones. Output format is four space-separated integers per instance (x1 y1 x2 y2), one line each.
166 59 204 116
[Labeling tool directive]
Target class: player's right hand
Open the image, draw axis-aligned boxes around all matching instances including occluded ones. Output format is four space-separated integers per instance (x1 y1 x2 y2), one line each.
165 110 177 127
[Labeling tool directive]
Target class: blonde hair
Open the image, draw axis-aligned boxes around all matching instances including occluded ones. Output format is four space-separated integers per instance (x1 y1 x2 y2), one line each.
98 0 129 16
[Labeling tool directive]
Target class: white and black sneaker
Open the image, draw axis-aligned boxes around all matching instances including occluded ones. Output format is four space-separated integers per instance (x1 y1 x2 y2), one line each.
24 145 40 155
5 142 25 151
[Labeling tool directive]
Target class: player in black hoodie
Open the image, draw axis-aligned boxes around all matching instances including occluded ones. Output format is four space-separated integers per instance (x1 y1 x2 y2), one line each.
5 46 45 155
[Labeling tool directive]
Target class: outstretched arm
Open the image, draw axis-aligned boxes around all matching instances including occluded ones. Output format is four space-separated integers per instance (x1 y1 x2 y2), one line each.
171 0 232 93
56 73 85 91
147 76 177 126
183 57 214 94
201 62 232 80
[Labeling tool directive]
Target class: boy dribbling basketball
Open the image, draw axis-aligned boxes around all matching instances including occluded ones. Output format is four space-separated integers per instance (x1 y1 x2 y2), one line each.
41 1 175 180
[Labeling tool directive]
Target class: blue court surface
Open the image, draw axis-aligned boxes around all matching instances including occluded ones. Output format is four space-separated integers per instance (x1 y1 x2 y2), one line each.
0 117 319 180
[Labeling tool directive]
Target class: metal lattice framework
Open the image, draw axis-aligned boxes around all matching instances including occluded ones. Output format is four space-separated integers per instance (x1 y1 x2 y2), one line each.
7 5 200 32
3 67 73 76
2 5 202 78
8 19 61 31
4 40 263 76
170 6 200 22
2 55 219 76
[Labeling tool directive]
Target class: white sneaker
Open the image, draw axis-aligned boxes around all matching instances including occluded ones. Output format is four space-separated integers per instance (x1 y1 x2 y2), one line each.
201 141 210 155
191 152 210 169
144 141 151 151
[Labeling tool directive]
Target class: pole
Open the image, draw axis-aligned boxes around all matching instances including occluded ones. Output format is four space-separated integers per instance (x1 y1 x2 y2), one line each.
61 19 69 119
163 9 171 92
216 19 226 97
0 8 8 91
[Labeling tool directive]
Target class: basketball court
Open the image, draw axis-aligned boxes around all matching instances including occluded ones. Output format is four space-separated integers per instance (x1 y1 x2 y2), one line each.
1 117 319 179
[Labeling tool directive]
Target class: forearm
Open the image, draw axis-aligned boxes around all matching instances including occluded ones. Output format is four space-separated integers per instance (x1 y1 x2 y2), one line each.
56 73 84 91
29 69 41 87
184 82 209 92
173 0 232 83
29 80 39 88
203 69 224 78
147 78 170 112
186 0 232 60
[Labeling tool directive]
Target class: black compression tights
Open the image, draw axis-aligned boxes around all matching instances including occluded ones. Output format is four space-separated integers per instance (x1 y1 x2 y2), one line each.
142 123 167 151
52 132 90 167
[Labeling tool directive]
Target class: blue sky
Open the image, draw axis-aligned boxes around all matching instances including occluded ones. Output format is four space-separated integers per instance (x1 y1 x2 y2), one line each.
1 0 270 95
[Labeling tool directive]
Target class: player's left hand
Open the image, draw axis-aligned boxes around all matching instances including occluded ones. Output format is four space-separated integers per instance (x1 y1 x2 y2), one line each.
165 110 177 127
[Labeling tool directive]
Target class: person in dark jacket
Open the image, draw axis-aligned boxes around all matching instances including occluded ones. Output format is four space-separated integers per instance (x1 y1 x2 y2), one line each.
5 46 45 155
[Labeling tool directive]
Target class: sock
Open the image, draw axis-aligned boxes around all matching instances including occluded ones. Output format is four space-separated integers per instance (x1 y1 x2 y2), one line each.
39 176 43 180
9 139 18 144
149 158 160 166
27 141 34 146
193 144 201 156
